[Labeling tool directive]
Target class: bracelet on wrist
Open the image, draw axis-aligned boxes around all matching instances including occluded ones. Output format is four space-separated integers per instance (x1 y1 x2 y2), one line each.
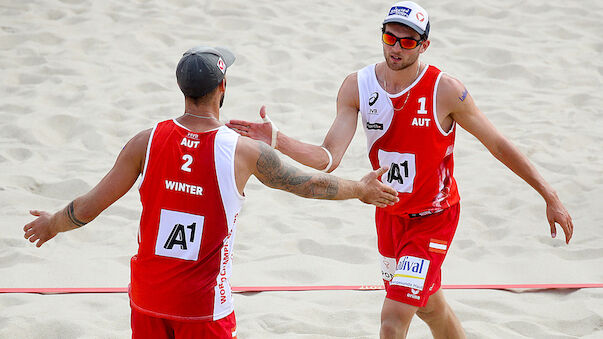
321 146 333 173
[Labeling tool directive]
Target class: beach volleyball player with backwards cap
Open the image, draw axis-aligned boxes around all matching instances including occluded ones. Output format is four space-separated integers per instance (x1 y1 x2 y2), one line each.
23 46 399 338
227 1 574 338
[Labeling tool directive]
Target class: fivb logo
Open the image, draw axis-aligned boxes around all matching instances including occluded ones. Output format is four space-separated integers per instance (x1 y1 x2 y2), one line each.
389 6 412 17
391 255 430 290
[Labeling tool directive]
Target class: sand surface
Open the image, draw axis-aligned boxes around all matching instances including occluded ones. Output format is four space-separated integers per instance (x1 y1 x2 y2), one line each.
1 0 602 338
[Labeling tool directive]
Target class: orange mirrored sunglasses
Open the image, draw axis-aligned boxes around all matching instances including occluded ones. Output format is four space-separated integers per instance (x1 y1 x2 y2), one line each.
382 32 423 49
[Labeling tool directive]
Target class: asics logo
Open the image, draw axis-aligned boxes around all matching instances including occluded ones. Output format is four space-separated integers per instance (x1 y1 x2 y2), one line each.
369 92 379 106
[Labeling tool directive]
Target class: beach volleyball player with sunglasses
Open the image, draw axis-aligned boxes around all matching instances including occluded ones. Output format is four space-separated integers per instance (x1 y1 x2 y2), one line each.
228 1 573 338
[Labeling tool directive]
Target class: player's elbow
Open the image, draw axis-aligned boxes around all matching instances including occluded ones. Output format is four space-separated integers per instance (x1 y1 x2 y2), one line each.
487 136 513 162
321 148 343 173
325 159 341 173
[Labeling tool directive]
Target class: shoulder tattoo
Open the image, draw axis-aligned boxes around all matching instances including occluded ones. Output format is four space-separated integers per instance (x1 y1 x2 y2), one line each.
458 88 468 102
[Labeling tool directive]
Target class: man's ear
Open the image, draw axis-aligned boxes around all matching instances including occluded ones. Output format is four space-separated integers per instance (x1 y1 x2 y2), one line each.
419 40 430 53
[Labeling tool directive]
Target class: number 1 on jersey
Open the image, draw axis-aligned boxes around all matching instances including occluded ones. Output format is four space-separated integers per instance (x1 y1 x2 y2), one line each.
417 97 428 114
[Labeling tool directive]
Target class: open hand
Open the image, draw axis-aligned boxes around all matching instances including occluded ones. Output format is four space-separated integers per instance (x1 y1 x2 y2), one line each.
358 167 399 208
23 210 58 247
226 105 273 145
546 195 574 244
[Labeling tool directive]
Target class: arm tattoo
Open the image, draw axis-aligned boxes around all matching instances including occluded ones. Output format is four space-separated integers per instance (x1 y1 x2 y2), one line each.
458 88 468 102
256 143 339 199
66 201 87 227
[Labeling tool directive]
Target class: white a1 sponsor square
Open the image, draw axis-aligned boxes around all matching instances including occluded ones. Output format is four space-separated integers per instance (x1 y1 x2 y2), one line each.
391 256 430 291
378 150 416 193
155 209 204 261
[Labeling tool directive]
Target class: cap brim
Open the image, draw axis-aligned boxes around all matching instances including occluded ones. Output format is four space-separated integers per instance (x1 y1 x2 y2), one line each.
214 46 235 67
183 45 236 67
383 18 425 36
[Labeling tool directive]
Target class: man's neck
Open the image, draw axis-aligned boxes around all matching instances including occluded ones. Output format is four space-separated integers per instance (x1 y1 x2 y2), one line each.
178 103 222 131
379 61 422 94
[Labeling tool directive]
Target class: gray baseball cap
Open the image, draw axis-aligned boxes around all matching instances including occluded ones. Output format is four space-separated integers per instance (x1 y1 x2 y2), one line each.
176 46 236 98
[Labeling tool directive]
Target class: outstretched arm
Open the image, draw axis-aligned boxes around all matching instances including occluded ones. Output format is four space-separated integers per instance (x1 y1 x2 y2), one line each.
23 129 150 247
227 73 360 172
235 136 399 207
441 75 574 243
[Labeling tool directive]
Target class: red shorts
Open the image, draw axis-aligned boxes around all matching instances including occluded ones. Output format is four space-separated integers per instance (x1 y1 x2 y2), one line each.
377 204 460 307
131 308 237 339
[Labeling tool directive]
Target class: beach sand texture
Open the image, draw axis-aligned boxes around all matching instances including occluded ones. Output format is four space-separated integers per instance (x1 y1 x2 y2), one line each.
1 0 602 338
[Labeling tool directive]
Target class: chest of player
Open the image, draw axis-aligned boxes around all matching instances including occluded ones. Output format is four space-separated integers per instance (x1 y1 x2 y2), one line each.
362 87 451 154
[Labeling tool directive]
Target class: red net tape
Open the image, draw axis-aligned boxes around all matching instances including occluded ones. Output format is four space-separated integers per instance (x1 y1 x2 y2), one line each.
1 284 602 294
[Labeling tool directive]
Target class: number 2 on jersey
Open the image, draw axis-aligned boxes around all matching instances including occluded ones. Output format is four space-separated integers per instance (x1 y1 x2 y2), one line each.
181 154 193 172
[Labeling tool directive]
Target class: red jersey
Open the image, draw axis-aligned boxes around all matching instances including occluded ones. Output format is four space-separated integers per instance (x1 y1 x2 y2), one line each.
358 64 460 215
130 119 244 321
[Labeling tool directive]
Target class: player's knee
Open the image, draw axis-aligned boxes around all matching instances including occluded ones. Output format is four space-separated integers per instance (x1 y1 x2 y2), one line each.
380 297 417 338
380 318 407 339
416 304 440 325
416 294 448 325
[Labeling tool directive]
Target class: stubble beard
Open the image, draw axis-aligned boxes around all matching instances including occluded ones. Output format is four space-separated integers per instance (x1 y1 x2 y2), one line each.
384 50 420 71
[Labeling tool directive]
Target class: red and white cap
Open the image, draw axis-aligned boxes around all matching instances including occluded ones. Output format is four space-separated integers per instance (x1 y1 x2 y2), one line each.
383 1 430 38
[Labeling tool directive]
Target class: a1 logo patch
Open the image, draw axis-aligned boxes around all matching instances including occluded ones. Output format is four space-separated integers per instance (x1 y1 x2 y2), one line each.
378 150 416 193
155 209 204 261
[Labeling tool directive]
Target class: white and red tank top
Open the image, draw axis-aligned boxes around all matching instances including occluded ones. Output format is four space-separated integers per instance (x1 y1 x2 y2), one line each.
358 64 460 216
130 119 244 321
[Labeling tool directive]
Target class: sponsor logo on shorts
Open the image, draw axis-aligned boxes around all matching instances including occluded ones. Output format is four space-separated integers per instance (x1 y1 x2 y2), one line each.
406 293 421 300
366 122 384 130
381 256 396 282
389 6 412 17
391 256 430 291
406 288 421 300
